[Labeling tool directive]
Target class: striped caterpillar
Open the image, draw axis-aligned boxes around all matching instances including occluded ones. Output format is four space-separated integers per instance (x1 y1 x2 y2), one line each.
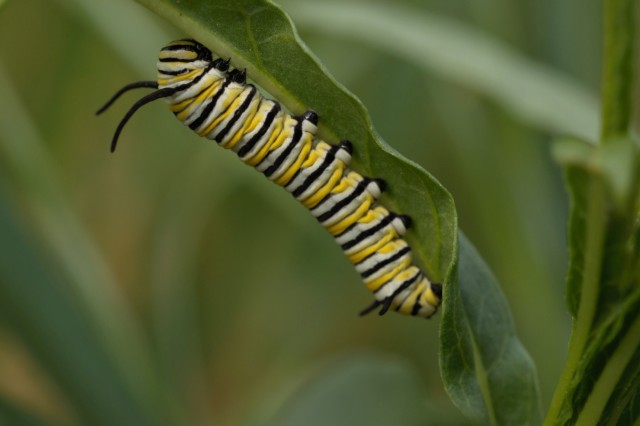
97 39 442 318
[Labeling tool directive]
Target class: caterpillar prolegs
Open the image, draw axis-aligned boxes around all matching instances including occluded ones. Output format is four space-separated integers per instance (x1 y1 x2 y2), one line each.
97 39 442 318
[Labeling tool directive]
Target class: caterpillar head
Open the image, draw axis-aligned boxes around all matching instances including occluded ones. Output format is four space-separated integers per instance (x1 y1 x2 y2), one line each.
157 39 231 80
158 39 212 69
97 39 227 152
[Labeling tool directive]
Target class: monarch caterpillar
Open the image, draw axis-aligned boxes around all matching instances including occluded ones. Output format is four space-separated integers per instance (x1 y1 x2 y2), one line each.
98 39 442 318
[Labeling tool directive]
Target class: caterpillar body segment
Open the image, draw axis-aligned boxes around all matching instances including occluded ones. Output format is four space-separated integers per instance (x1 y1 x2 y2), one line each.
98 39 442 318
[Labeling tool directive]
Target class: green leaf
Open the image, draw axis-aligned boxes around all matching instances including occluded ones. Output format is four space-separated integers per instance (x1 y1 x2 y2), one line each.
0 189 158 426
263 355 438 426
133 0 457 296
440 233 541 425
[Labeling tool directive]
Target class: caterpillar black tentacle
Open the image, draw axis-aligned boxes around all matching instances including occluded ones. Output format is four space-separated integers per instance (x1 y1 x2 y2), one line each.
95 80 158 115
98 39 442 318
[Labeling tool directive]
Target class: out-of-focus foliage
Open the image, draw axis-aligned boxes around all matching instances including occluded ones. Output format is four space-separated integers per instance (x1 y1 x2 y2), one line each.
0 0 608 424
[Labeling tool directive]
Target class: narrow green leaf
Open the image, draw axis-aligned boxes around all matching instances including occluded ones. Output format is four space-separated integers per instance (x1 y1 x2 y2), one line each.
0 190 159 426
133 0 457 295
440 233 541 425
0 62 168 421
289 1 600 141
53 0 172 75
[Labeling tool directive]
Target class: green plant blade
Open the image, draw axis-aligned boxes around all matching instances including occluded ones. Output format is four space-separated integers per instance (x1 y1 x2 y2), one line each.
440 233 542 425
133 0 457 300
0 189 158 426
289 1 600 141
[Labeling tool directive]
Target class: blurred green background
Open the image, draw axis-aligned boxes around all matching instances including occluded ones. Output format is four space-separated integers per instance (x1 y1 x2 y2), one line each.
0 0 602 424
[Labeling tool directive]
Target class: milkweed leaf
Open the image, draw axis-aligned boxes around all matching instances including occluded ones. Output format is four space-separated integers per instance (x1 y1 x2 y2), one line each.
440 233 542 425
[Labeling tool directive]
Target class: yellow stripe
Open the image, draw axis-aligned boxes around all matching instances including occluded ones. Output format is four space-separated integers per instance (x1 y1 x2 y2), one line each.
197 85 244 136
165 40 196 48
299 141 331 169
158 69 202 85
220 100 260 147
360 206 387 224
170 98 193 114
159 50 197 61
330 172 358 195
347 232 395 264
301 165 345 208
291 148 319 173
397 282 425 315
268 117 297 152
245 118 284 166
173 80 221 121
377 240 404 255
273 139 312 186
421 282 441 306
225 100 268 149
326 198 372 236
364 258 412 292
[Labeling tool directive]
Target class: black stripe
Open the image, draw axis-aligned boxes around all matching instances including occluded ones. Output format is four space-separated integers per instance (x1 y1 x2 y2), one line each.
214 85 258 143
159 68 189 76
161 43 197 52
167 67 216 116
391 273 421 312
171 80 215 115
375 269 420 296
159 57 196 63
290 145 339 198
316 178 369 223
188 77 233 130
340 213 396 251
411 300 422 316
237 103 281 158
360 245 411 279
262 121 302 178
431 283 443 300
168 65 212 100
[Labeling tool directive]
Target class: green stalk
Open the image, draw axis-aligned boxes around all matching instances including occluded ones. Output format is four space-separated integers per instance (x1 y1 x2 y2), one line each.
545 0 636 423
543 177 608 425
600 0 635 141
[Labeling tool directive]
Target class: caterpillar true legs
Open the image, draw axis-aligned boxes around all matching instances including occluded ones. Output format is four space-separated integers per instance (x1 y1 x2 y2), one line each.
97 39 442 318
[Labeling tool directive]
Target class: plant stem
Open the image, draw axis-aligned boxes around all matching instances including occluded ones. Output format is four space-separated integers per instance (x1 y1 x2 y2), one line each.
543 177 608 425
545 0 637 423
600 0 635 141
